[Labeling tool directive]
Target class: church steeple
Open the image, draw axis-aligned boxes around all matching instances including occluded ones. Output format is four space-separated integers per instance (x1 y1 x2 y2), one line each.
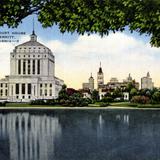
30 18 37 41
97 62 104 89
90 72 93 78
98 62 103 74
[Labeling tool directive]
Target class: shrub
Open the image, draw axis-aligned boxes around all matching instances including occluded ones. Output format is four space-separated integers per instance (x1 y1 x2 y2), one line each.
30 99 56 105
0 102 6 106
84 98 92 104
152 91 160 103
101 97 113 103
100 102 109 107
131 96 150 104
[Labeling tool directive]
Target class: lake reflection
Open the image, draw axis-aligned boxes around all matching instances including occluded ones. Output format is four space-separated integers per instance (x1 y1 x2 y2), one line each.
0 110 160 160
0 112 61 160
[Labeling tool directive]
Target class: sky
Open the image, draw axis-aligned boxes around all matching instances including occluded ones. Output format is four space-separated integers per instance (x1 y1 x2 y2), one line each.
0 15 160 89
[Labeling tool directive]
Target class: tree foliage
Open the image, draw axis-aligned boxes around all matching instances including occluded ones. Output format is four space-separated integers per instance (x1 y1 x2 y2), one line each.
1 0 160 46
131 95 150 104
91 90 99 101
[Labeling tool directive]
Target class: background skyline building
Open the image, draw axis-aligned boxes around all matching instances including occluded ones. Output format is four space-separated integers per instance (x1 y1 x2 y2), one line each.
97 62 104 89
141 72 154 90
82 73 94 91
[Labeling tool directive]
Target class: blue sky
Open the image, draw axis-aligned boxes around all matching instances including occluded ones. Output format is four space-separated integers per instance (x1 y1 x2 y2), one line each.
0 15 159 89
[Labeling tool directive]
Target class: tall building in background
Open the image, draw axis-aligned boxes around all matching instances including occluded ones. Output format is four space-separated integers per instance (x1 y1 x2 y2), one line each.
0 30 64 102
89 73 94 91
97 62 104 89
141 72 154 90
82 73 94 91
123 73 133 83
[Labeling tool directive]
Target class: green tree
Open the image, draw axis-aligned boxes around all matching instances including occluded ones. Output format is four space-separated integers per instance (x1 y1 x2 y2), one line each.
69 93 88 106
112 88 123 99
126 81 135 92
1 0 160 47
130 88 138 97
91 90 99 101
58 84 68 102
152 91 160 103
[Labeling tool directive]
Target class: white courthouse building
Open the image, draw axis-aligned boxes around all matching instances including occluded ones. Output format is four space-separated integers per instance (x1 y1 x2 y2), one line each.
0 31 64 102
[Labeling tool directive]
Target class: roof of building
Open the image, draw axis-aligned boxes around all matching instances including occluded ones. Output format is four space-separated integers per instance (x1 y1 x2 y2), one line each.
98 62 103 74
17 40 47 47
98 67 103 73
16 31 50 50
89 73 94 79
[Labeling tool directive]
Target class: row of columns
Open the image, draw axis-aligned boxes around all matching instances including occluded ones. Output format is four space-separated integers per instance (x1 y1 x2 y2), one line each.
9 83 37 99
17 59 40 75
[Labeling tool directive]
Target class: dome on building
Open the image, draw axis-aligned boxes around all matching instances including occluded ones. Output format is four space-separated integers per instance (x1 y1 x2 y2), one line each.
15 30 50 52
89 73 94 79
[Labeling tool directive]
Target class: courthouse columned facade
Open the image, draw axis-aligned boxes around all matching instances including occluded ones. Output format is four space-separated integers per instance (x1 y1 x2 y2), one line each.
0 31 64 102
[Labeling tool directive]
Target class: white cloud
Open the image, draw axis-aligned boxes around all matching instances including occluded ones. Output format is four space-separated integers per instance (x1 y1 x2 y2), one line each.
0 32 160 89
43 32 160 88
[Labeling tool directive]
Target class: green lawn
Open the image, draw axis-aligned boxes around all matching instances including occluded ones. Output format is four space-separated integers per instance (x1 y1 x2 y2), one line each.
2 102 160 109
110 102 160 108
5 103 62 108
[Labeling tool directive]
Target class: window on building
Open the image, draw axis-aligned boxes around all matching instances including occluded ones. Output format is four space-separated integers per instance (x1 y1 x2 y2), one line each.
0 84 2 88
5 90 7 96
5 84 7 88
45 84 47 88
11 86 13 96
37 59 40 74
22 84 25 94
28 84 31 94
28 60 30 74
28 96 31 99
16 84 19 94
18 59 21 74
16 96 19 99
23 60 26 74
49 89 52 96
40 89 42 96
34 86 36 96
0 89 3 96
50 84 52 88
32 60 35 74
40 84 42 88
45 89 47 96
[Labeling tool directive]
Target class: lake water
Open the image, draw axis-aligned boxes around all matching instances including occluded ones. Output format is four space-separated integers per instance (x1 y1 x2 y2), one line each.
0 109 160 160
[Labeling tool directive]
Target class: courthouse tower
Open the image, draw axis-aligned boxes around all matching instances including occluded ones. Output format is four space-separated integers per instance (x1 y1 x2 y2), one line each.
0 30 64 102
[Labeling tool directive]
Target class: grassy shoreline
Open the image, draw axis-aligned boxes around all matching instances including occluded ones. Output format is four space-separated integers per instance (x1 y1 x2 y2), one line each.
0 102 160 110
